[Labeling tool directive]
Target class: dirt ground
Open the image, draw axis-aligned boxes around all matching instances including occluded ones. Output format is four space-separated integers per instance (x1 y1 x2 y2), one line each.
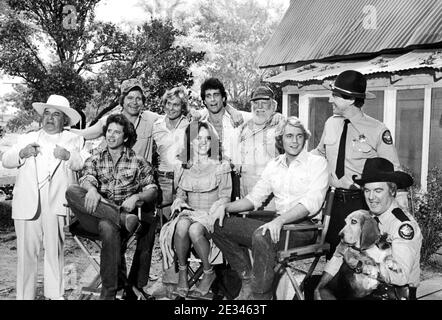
1 226 441 300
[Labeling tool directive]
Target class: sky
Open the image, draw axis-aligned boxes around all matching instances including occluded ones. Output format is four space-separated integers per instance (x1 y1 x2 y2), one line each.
0 0 290 113
95 0 290 24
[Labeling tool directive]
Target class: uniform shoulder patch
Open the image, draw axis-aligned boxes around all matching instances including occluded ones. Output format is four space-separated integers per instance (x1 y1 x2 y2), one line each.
382 130 393 145
399 223 415 240
392 208 410 222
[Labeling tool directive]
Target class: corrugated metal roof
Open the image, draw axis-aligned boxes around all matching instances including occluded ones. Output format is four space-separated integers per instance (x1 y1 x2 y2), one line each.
257 0 442 68
265 49 442 84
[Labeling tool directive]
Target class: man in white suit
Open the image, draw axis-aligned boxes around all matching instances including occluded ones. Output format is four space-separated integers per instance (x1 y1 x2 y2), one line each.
2 94 88 300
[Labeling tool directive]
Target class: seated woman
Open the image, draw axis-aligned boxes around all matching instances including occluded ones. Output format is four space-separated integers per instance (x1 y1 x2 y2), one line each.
160 121 232 297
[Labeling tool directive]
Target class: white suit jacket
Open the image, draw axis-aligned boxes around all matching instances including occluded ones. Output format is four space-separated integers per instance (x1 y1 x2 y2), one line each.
2 129 89 220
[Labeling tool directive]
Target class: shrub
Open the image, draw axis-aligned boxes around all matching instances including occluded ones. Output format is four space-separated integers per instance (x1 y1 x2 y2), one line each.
413 167 442 264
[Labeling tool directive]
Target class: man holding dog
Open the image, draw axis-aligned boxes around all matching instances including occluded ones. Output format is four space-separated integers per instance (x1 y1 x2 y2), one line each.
315 157 422 300
313 70 401 260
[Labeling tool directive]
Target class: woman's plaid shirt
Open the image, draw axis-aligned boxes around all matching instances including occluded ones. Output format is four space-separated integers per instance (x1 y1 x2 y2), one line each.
79 146 157 205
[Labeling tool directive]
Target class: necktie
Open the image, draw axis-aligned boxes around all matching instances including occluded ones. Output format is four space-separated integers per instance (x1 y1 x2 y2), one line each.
374 216 380 224
335 119 350 179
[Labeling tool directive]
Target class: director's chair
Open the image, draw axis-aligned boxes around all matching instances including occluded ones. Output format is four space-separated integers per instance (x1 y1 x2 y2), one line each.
236 187 335 300
64 199 156 300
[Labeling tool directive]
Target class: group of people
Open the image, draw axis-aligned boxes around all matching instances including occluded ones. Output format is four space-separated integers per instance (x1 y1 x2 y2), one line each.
3 69 422 301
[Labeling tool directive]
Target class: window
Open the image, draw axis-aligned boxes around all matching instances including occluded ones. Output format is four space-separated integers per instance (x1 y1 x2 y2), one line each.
396 89 424 184
363 90 384 121
429 88 442 169
288 94 299 117
308 97 333 150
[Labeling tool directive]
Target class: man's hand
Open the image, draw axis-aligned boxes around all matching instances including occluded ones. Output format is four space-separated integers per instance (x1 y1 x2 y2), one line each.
259 218 284 243
228 107 244 128
19 143 40 159
211 203 228 227
84 188 102 214
188 108 202 121
53 144 70 161
121 194 139 213
269 113 285 127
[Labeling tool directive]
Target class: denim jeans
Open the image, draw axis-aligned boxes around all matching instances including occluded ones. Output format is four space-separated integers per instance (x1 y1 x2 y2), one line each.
65 185 157 299
212 212 317 295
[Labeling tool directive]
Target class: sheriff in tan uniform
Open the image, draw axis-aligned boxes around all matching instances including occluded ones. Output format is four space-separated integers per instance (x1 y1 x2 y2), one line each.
312 70 400 259
316 113 399 189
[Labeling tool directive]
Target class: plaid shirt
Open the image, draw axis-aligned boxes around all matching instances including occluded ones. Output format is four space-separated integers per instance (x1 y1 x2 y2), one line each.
79 146 157 205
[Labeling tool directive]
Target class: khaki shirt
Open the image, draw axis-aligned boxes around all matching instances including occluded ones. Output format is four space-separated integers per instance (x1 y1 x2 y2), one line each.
99 107 159 163
314 111 400 189
324 200 422 287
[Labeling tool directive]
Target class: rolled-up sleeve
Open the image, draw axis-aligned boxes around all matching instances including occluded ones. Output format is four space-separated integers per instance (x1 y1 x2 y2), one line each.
245 161 274 210
79 156 99 188
138 158 158 192
297 156 329 215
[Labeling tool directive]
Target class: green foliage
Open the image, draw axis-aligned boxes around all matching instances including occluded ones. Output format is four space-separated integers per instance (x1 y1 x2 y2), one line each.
413 167 442 264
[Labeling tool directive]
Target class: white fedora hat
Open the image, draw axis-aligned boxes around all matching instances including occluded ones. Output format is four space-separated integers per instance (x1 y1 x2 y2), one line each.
32 94 81 126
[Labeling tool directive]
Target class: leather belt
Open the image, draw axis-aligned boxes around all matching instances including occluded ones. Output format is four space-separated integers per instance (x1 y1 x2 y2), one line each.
157 171 174 179
333 188 363 202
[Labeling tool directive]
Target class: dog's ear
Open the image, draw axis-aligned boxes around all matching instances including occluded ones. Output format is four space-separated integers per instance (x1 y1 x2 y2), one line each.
360 215 380 250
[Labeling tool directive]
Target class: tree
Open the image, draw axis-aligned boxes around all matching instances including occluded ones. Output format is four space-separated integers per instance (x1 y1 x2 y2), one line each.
0 0 205 130
182 0 287 111
87 19 205 123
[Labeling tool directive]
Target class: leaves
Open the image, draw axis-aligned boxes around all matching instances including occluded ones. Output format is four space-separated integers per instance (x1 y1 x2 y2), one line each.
0 0 204 131
414 167 442 264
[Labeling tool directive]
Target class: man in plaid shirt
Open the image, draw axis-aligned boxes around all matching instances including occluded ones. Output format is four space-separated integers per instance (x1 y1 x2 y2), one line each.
66 114 158 300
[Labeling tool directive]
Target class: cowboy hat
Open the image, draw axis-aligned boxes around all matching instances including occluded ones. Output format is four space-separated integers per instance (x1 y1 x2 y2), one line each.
32 95 81 126
353 157 413 189
324 70 376 100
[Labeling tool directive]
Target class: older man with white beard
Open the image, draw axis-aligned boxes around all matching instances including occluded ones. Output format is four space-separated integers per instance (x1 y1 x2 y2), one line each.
232 85 285 209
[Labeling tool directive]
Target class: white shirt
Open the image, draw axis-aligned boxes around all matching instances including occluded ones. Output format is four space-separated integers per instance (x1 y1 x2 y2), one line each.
152 115 189 172
245 150 329 217
200 107 252 161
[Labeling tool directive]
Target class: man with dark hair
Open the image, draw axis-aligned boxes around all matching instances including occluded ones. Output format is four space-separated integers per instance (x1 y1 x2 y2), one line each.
72 79 159 162
199 77 250 161
313 70 400 260
66 114 158 300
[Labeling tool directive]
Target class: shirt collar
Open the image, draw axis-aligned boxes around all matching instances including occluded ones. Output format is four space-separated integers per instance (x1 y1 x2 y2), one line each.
276 149 309 168
373 199 399 225
98 145 131 157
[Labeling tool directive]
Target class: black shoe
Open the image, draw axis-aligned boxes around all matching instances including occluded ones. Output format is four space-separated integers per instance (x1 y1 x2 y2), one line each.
123 286 156 300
